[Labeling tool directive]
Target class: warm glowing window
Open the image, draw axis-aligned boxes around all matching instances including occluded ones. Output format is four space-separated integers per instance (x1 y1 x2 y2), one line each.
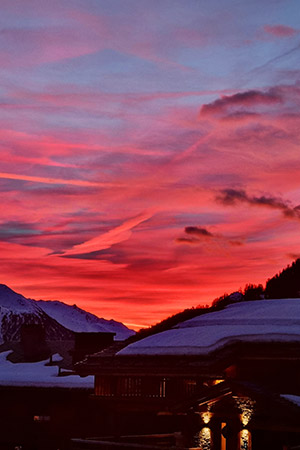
159 378 166 397
95 375 113 396
33 415 50 422
118 376 142 397
142 377 167 398
183 378 197 396
212 379 224 385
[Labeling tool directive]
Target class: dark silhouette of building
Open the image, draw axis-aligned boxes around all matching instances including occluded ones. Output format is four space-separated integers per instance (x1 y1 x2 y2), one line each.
0 330 116 450
72 332 115 364
75 299 300 450
21 324 50 362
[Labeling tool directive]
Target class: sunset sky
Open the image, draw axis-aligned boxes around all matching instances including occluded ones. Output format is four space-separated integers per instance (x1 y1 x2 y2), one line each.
1 0 300 329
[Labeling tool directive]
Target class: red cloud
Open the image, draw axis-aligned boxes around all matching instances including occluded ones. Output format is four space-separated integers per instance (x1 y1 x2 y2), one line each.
63 211 154 256
1 71 300 329
264 25 298 38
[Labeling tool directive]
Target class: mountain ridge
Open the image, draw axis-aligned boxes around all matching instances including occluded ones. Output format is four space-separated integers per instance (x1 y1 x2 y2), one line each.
0 284 134 343
37 298 135 339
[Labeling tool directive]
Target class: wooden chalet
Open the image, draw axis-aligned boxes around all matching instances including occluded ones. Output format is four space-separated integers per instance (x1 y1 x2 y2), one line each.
75 299 300 450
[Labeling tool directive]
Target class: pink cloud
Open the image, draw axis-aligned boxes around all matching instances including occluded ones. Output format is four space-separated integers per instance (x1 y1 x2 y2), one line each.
1 0 300 332
264 24 298 38
1 77 300 328
0 171 114 188
0 28 102 68
63 211 154 255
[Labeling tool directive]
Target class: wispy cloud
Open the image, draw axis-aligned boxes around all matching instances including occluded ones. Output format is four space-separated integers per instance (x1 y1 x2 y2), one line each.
0 172 119 188
264 24 298 38
249 43 300 75
63 211 154 256
0 0 300 328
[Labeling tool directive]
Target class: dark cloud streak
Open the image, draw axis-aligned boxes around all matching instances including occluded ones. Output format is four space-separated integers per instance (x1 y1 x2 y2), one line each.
185 226 213 237
177 225 243 247
216 188 300 219
200 89 282 116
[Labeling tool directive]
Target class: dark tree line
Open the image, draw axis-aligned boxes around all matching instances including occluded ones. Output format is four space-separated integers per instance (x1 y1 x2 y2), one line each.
265 258 300 299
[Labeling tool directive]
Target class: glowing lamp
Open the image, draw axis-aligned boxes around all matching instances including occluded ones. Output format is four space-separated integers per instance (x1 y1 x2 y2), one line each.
234 397 255 427
201 411 212 424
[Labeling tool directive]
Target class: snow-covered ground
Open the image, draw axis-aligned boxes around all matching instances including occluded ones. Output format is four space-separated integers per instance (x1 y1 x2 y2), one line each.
119 299 300 356
0 351 94 388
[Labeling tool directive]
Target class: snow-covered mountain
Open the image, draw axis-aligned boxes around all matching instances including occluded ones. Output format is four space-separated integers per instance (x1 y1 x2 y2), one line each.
0 284 72 344
37 299 135 340
0 284 134 344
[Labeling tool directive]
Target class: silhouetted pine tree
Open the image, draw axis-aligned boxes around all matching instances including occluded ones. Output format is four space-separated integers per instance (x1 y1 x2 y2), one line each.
243 283 264 301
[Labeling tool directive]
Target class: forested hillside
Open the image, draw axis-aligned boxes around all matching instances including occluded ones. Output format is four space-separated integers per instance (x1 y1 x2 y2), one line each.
265 259 300 299
131 259 300 341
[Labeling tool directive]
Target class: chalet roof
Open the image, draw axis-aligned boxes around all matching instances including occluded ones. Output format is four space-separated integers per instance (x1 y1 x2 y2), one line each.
118 299 300 356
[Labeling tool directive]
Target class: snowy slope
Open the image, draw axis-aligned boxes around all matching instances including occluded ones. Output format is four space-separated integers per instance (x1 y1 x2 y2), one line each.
0 284 41 314
37 300 135 340
0 284 72 344
119 299 300 356
0 351 93 388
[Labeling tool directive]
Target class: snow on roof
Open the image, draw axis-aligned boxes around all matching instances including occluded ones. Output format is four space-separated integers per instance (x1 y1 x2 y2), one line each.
282 395 300 408
118 299 300 356
0 351 94 388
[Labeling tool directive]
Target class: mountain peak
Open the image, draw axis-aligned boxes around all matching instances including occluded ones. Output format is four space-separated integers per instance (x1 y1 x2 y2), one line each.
0 284 16 293
37 299 135 340
0 284 41 315
0 284 134 341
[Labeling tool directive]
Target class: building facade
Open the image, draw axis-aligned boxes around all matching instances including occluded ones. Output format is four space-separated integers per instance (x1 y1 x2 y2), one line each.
76 299 300 450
